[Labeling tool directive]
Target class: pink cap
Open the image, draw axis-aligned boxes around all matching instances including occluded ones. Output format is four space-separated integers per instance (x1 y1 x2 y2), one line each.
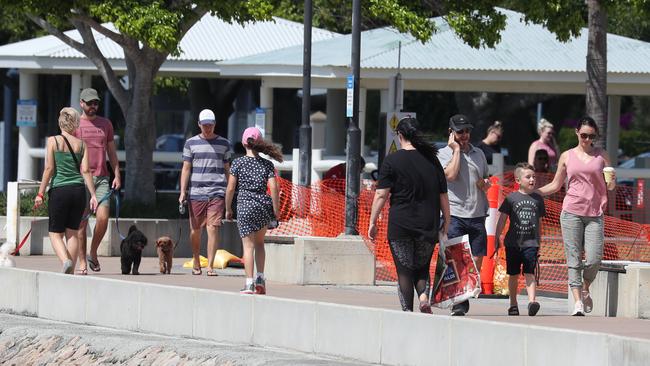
242 127 262 146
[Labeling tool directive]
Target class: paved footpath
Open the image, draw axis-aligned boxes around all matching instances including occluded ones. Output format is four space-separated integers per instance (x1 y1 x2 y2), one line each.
13 255 650 340
0 313 370 365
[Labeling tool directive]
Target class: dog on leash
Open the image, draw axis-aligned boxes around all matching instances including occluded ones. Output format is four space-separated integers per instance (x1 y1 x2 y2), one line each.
0 242 16 268
120 225 148 275
155 236 174 274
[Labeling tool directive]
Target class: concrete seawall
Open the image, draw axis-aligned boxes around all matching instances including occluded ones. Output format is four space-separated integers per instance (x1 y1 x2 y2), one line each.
1 267 649 366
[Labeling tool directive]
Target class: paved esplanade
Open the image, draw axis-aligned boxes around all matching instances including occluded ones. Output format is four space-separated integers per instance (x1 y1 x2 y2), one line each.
12 255 650 340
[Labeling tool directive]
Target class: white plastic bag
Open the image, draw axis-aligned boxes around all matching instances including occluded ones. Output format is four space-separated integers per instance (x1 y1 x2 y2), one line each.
431 234 481 308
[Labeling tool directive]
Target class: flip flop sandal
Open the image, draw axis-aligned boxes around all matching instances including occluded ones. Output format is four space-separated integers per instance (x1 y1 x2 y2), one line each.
192 267 202 275
508 305 520 316
87 255 101 272
206 269 218 277
75 268 88 276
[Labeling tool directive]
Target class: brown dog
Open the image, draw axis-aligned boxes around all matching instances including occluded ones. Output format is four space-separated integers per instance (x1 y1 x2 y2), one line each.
156 236 174 274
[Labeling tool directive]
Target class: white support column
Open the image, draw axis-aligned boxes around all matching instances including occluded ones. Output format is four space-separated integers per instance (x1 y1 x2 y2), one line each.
325 89 346 155
70 73 82 111
6 182 19 248
260 81 274 142
17 71 38 181
379 89 389 113
81 73 92 89
607 96 621 164
359 87 367 153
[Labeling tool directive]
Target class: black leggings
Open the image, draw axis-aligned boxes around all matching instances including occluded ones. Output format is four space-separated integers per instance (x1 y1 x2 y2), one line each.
388 238 435 311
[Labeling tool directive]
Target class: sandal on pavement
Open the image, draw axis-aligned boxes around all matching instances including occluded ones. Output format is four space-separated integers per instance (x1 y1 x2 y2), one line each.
508 305 519 316
87 255 101 272
528 302 540 316
419 300 432 314
192 267 202 275
75 268 88 276
206 269 218 277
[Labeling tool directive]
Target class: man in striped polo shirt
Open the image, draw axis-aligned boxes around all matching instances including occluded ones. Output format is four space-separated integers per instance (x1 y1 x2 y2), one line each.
179 109 232 276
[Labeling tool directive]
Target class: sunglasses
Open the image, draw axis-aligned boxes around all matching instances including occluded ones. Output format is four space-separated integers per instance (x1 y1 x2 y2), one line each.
452 129 471 135
579 133 597 140
84 100 99 106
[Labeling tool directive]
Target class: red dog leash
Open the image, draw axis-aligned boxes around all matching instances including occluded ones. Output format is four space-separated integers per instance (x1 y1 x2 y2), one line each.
12 207 37 256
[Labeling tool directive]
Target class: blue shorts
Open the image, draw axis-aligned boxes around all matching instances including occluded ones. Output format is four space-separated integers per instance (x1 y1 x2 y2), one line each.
506 246 539 275
448 216 487 257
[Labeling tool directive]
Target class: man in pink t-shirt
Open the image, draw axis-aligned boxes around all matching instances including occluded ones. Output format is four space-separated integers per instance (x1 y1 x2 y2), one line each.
74 88 121 275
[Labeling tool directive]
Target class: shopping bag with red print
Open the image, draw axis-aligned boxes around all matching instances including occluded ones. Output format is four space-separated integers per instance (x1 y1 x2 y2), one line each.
431 234 481 308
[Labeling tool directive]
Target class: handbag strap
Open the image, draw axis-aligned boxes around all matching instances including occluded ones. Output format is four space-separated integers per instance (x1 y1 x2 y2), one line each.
60 135 81 171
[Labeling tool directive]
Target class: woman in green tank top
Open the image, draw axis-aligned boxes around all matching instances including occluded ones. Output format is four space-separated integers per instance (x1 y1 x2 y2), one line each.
34 107 98 274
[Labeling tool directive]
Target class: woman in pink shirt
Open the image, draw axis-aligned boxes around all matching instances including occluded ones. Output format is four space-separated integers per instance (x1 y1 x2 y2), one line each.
528 118 559 170
538 117 616 316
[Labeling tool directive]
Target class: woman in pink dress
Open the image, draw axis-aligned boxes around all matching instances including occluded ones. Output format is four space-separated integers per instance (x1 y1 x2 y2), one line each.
528 118 559 170
537 117 616 316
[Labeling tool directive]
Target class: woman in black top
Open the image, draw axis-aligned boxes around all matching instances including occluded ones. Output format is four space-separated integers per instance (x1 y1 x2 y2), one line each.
368 117 451 312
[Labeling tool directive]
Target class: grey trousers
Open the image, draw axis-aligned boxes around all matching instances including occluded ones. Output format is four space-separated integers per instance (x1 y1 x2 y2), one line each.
560 211 605 289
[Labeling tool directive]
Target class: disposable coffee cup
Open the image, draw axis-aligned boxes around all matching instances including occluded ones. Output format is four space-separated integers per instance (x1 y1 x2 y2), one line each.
603 167 615 184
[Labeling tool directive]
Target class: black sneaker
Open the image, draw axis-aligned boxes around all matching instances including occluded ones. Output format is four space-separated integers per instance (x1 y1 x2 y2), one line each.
451 300 469 316
240 283 256 294
255 277 266 295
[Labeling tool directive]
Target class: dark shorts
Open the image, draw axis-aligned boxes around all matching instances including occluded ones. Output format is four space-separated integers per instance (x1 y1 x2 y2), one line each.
505 246 539 275
48 184 87 233
448 216 487 256
189 197 225 230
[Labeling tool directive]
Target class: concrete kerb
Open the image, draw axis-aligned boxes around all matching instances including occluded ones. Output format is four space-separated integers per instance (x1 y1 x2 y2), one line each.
2 266 650 365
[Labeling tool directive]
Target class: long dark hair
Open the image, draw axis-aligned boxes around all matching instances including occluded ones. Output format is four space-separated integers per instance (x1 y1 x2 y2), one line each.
576 116 599 135
396 117 438 163
247 138 284 162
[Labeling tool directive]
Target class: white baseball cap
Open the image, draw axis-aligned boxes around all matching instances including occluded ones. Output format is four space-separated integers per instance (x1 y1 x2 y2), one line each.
198 109 216 125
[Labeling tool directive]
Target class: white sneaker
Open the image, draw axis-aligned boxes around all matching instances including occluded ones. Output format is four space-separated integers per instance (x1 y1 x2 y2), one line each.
582 291 593 313
572 301 585 316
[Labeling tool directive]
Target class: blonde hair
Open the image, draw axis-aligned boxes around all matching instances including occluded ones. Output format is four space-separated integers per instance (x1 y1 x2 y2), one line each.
487 120 503 135
537 118 554 136
58 107 80 134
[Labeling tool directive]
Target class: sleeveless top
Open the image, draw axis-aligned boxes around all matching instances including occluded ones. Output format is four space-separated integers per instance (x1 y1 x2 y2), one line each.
51 136 85 188
562 148 607 217
532 140 558 168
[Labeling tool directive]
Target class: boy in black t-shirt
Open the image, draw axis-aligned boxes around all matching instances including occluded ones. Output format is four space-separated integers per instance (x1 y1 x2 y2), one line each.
495 163 545 316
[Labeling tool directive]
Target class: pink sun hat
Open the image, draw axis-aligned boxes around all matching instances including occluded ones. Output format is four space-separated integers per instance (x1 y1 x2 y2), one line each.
242 127 262 146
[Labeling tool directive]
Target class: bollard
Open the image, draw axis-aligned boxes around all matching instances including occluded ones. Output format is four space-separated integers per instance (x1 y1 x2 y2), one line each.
480 176 500 294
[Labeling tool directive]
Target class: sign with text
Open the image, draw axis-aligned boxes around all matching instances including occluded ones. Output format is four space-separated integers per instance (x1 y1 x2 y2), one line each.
16 99 37 127
255 107 266 136
346 75 354 117
384 111 415 157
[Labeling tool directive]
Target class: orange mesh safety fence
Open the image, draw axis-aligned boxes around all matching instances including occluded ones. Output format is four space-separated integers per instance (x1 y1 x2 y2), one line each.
270 174 650 294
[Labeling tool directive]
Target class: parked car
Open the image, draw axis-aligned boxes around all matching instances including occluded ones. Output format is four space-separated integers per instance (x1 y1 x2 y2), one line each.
154 134 184 191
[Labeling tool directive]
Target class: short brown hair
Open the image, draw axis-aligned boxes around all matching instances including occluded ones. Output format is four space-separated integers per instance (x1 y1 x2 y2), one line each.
514 162 534 179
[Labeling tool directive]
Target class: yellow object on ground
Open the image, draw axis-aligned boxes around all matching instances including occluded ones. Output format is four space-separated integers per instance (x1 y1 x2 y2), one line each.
182 250 242 269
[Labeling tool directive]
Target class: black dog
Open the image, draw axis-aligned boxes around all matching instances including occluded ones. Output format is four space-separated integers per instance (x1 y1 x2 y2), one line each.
121 225 148 275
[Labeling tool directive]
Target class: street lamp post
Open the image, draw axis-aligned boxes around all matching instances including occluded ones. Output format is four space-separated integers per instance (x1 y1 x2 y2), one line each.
345 0 362 235
299 0 313 187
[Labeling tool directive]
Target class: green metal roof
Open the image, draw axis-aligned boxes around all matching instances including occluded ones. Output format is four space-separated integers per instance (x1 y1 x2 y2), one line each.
219 8 650 74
